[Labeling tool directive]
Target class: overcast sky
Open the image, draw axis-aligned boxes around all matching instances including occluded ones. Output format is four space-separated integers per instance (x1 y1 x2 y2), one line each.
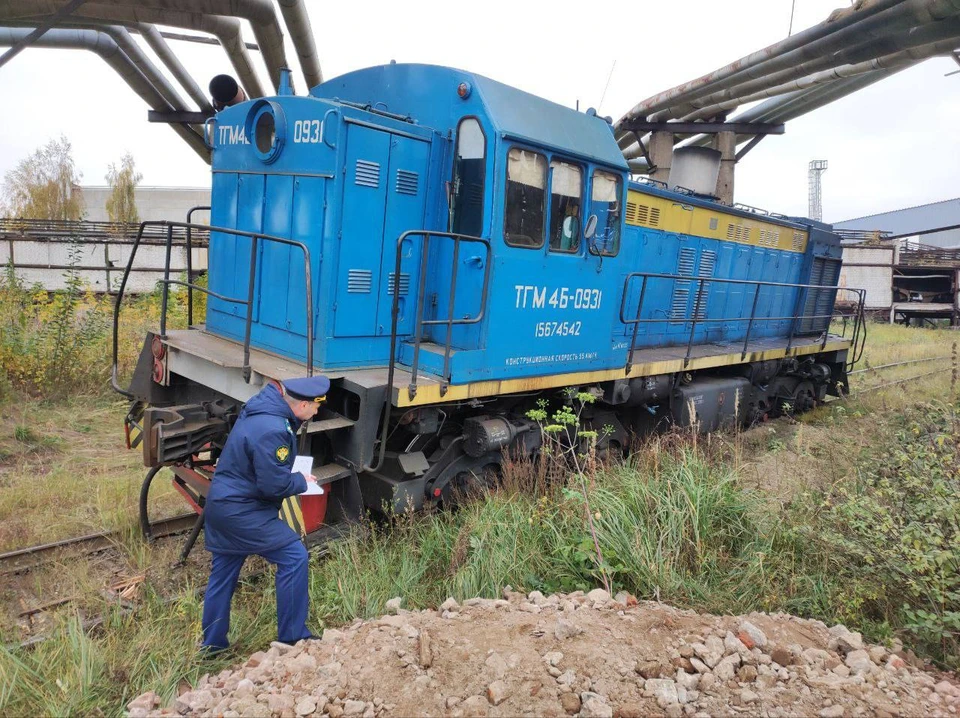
0 0 956 223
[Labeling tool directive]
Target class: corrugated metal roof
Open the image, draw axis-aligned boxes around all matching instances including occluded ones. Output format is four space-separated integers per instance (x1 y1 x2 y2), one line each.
834 197 960 235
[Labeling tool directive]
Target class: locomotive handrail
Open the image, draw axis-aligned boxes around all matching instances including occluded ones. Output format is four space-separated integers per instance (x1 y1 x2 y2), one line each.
368 229 491 473
618 271 867 374
393 231 492 399
184 206 211 328
111 219 313 398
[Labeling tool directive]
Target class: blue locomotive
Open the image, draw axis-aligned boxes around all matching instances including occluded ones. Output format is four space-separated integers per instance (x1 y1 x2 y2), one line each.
114 63 864 547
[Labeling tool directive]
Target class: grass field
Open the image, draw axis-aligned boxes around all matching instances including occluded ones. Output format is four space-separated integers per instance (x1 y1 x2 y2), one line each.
0 319 958 715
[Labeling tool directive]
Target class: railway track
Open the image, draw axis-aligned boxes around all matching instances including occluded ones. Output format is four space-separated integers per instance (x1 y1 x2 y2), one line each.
0 513 199 575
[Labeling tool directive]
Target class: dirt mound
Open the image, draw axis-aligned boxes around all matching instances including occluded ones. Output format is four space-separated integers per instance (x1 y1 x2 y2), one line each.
129 589 959 718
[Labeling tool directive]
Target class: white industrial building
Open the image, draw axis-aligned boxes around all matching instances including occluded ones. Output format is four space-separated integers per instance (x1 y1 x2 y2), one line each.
1 185 210 293
834 198 960 249
75 185 210 224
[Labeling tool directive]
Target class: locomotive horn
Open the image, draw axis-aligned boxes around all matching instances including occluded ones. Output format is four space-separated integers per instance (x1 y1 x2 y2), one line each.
210 74 247 110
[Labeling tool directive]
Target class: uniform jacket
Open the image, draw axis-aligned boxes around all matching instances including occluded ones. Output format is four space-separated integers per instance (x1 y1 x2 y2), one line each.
204 383 308 555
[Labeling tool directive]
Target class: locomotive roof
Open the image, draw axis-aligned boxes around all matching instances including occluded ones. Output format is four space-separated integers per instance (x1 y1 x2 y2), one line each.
311 63 629 171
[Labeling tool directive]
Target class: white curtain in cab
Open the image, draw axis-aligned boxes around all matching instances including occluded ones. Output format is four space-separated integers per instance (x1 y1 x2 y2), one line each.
508 149 546 189
551 162 581 198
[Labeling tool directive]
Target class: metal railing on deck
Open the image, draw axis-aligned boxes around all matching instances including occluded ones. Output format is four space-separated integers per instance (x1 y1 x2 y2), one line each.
618 272 867 373
111 218 314 398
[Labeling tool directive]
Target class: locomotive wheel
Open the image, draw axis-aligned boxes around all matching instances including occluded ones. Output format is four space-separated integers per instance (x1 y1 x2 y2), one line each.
792 381 817 414
441 461 501 507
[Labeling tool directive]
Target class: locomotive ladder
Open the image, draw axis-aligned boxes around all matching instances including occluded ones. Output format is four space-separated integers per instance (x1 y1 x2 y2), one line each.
618 272 867 373
367 230 491 473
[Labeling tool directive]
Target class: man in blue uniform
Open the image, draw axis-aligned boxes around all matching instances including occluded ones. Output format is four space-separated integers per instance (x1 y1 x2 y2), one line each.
200 375 330 652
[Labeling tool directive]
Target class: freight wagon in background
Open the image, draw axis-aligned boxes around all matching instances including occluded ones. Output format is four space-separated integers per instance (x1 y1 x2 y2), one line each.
110 63 866 556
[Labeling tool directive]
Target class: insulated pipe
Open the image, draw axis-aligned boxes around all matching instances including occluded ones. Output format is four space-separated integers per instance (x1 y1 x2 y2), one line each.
278 0 321 87
0 15 192 112
676 68 909 153
80 0 289 92
617 0 960 133
0 1 267 98
615 0 904 129
615 10 960 158
668 14 960 122
136 23 212 113
0 26 210 162
617 69 899 161
643 0 960 123
682 34 960 123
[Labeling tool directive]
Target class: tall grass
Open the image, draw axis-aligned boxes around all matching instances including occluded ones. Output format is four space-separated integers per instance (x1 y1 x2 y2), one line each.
4 399 960 715
312 444 776 623
0 255 203 399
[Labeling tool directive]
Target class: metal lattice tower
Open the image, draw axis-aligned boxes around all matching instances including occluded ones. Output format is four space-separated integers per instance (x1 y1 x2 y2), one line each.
808 159 828 221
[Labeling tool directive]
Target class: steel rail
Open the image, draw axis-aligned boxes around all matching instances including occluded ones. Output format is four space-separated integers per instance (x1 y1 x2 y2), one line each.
0 513 198 574
848 354 952 375
851 368 947 396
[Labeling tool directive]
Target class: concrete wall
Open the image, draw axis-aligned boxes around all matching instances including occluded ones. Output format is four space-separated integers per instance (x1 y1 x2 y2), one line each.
76 185 210 223
0 238 207 293
839 245 895 309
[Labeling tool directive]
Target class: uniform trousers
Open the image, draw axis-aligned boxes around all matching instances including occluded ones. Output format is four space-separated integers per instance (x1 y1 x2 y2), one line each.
201 539 310 650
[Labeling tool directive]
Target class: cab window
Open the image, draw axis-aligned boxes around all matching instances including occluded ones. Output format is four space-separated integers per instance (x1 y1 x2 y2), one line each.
549 161 582 253
504 148 546 248
590 170 622 256
450 118 485 237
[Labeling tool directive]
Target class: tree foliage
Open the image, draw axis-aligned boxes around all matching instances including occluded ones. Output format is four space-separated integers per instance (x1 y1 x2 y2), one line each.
1 135 84 220
105 152 142 225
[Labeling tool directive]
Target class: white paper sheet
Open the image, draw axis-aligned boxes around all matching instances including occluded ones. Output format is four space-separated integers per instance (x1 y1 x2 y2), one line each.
293 455 324 495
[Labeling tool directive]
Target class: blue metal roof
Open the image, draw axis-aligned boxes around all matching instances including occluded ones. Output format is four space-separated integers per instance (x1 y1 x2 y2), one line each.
470 73 628 170
311 63 628 170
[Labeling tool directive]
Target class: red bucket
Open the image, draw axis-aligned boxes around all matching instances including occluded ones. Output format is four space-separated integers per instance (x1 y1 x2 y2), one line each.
299 490 328 534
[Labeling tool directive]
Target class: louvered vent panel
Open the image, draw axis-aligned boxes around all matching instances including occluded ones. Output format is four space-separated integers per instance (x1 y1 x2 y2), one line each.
387 272 410 296
347 269 372 293
649 207 661 226
355 160 380 188
699 249 717 277
671 248 698 323
396 169 419 195
636 205 649 224
727 224 751 243
671 285 690 321
792 232 805 251
759 228 779 248
695 249 718 319
625 202 638 223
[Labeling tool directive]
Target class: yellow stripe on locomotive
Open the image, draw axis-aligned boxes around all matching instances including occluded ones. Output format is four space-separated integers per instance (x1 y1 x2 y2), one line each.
625 190 808 253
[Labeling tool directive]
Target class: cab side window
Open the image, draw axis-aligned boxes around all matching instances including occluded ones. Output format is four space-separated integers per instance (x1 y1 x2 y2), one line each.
504 148 546 248
591 170 622 256
549 161 582 253
450 118 486 237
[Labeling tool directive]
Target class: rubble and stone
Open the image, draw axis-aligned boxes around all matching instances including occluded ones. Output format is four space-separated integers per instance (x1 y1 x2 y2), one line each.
127 591 959 718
